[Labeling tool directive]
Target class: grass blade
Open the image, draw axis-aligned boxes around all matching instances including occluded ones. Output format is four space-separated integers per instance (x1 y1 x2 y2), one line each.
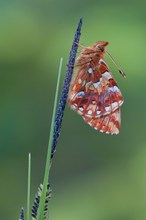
37 58 63 220
27 153 31 220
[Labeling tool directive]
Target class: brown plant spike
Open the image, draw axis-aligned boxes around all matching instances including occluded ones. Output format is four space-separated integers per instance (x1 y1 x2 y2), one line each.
68 41 125 134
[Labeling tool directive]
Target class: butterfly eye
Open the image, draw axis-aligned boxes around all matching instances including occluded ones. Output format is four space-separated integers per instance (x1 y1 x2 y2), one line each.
96 45 104 52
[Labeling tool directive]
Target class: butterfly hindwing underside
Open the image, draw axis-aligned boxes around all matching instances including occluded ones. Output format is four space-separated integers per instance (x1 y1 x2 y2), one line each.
68 41 124 134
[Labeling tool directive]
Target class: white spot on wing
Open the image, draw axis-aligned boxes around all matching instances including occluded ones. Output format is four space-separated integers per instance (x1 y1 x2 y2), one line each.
108 87 114 93
79 107 84 111
97 110 101 115
75 91 85 98
93 78 102 88
111 102 118 109
99 59 106 64
78 78 82 84
113 86 120 92
88 68 93 74
108 86 119 93
88 110 92 115
105 106 111 112
102 71 111 79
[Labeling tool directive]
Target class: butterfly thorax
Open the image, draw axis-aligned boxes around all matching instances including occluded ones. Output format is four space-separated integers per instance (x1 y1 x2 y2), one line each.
76 41 109 67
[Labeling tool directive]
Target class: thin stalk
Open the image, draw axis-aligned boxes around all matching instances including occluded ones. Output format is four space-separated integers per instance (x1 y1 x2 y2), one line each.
37 58 63 220
27 153 31 220
51 18 82 158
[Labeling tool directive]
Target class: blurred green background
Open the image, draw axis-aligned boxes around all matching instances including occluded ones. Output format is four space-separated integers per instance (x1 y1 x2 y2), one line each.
0 0 146 219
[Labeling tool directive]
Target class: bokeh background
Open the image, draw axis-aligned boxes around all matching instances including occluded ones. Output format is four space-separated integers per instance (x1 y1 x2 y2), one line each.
0 0 146 219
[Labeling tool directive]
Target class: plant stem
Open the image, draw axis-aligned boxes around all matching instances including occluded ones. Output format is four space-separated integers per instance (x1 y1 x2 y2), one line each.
37 18 83 220
27 153 31 220
51 18 83 158
37 58 63 220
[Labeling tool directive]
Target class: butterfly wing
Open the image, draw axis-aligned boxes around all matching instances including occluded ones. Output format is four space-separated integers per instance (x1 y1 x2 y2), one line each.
68 56 123 134
68 59 123 117
83 108 121 135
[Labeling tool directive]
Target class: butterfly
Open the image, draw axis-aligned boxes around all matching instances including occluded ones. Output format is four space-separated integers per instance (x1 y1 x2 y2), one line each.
68 41 125 135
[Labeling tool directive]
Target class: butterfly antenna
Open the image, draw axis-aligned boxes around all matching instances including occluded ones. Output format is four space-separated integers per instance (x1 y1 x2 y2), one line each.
106 51 126 78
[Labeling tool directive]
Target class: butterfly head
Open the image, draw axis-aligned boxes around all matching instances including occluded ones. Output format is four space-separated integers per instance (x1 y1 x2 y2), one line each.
94 41 109 53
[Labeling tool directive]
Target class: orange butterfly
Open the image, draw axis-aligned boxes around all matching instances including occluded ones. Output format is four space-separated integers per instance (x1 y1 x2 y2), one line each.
68 41 125 134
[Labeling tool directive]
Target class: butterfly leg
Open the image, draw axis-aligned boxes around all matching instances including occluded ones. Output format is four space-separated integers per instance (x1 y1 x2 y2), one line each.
74 42 86 48
66 63 75 68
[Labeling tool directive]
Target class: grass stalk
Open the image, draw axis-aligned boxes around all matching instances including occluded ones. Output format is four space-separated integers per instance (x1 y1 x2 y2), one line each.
37 58 63 220
27 153 31 220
